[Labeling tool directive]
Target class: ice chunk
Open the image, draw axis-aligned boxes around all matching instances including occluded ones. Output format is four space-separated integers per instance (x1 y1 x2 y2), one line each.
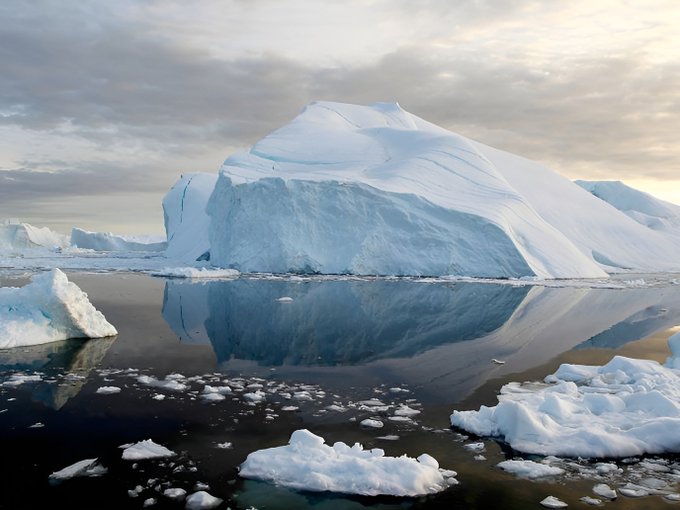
49 458 107 482
497 460 565 479
0 268 117 348
151 267 239 279
184 491 223 510
239 429 456 496
121 439 176 460
452 354 680 458
540 496 567 508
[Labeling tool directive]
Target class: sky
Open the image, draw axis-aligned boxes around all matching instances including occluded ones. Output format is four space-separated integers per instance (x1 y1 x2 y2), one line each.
1 0 679 235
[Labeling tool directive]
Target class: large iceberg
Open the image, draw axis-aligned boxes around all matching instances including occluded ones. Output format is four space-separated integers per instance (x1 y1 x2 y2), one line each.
0 269 117 348
0 219 69 252
70 227 166 252
163 173 217 262
164 101 680 278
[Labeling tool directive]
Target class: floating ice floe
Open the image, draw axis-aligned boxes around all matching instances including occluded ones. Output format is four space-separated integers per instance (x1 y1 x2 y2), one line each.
0 268 117 348
121 439 176 460
151 267 239 279
238 429 457 496
184 491 223 510
540 496 567 508
49 458 107 482
136 374 188 392
96 386 122 394
497 460 565 479
452 333 680 458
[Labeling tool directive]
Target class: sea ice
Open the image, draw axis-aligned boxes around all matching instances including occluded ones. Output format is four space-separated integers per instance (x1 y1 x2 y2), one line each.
0 268 117 348
121 439 176 460
497 460 565 479
96 386 122 394
48 458 107 481
151 267 239 279
540 496 568 508
239 429 457 496
184 491 223 510
451 345 680 458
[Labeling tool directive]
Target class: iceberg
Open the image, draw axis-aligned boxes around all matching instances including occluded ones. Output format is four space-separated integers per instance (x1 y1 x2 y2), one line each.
173 100 680 278
163 172 218 262
576 180 680 234
70 227 166 252
238 429 457 496
0 219 69 252
0 268 117 348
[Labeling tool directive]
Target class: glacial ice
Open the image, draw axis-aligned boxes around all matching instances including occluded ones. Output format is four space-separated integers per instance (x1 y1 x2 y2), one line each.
0 219 68 252
163 172 217 262
157 100 679 278
70 227 166 252
451 332 680 458
238 429 457 496
0 268 117 348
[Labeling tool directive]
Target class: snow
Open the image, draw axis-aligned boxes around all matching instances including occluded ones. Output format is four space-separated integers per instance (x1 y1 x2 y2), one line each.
576 180 680 234
0 219 69 252
48 458 107 481
163 173 218 263
121 439 176 460
239 429 457 496
184 491 223 510
151 267 239 278
497 460 565 479
199 100 680 278
451 335 680 458
0 268 117 348
70 227 166 252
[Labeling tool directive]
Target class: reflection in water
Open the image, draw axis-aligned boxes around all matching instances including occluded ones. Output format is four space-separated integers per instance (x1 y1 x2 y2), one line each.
162 278 680 401
164 279 529 363
0 336 116 409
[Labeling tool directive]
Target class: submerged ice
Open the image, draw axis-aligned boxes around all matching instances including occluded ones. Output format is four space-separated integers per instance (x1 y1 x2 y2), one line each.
451 332 680 458
0 268 117 348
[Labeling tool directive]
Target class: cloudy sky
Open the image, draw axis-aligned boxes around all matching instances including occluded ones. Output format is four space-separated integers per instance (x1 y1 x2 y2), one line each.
2 0 679 234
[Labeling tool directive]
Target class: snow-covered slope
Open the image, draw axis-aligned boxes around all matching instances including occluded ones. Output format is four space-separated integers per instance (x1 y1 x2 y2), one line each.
576 180 680 234
163 173 217 262
71 228 166 252
0 220 69 252
202 101 680 278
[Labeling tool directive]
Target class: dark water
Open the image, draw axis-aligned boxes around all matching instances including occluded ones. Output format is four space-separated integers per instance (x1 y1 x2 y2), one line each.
1 272 680 509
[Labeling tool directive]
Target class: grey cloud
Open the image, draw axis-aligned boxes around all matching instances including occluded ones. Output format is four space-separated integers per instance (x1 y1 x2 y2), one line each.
2 0 679 189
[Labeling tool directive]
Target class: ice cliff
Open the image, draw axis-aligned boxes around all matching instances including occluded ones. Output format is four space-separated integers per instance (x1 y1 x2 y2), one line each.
165 101 680 278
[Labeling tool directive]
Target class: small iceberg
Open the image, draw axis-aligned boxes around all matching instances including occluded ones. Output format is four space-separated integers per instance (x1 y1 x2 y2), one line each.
238 429 457 497
0 269 117 348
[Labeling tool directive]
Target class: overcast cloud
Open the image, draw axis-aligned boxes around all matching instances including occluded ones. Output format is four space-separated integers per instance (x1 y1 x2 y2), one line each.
1 0 679 233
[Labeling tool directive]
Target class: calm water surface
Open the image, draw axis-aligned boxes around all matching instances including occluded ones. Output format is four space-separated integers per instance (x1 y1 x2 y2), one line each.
1 272 680 509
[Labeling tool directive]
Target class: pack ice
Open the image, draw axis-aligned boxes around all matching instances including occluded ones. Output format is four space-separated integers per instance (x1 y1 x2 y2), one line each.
0 269 117 348
165 101 680 277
